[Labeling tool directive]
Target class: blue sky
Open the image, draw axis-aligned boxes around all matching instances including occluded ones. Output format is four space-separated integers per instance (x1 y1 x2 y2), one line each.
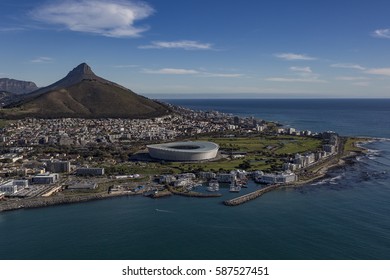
1 0 390 98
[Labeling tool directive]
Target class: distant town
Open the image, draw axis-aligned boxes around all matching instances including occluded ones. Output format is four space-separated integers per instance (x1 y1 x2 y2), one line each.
0 102 360 211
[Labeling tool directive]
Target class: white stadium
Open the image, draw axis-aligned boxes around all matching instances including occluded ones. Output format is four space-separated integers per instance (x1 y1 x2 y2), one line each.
147 141 219 161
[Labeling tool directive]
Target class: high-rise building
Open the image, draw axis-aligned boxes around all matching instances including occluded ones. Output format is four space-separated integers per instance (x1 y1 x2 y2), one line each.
46 160 71 173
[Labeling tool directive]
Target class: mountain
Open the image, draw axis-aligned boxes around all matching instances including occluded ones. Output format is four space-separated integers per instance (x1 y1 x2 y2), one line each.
0 78 38 94
1 63 170 119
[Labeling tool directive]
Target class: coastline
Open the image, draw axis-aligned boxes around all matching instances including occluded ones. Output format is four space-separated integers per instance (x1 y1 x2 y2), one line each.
0 191 136 213
0 137 373 212
223 137 371 206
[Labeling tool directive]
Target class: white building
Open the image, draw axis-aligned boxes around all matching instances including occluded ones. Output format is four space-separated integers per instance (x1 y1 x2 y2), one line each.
283 162 300 171
257 172 297 184
174 178 192 187
0 179 28 194
217 173 235 183
177 173 196 180
287 128 296 134
159 175 176 184
294 153 315 168
147 141 219 161
198 172 216 180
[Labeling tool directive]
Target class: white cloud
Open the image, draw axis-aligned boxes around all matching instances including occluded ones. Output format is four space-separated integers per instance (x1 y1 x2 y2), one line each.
372 28 390 39
335 76 370 81
0 27 26 32
290 66 312 73
30 57 53 63
266 77 326 83
330 63 366 70
352 82 370 87
202 73 244 78
143 68 199 75
365 68 390 76
31 0 154 38
274 53 316 61
112 64 138 68
139 40 213 50
143 68 244 77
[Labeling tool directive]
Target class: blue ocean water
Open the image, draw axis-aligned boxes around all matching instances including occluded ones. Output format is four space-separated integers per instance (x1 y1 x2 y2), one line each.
166 99 390 138
1 99 390 260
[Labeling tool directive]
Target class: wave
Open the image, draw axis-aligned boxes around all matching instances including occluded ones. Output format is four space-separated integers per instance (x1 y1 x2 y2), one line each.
356 156 364 161
311 174 344 186
155 209 173 213
372 137 390 142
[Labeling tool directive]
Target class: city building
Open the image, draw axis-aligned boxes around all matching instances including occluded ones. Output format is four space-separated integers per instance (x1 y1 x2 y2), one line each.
46 160 71 173
147 141 219 161
256 172 297 184
0 180 28 194
159 175 176 184
198 171 216 180
0 153 23 163
323 144 336 154
217 173 235 183
31 173 59 184
76 168 105 176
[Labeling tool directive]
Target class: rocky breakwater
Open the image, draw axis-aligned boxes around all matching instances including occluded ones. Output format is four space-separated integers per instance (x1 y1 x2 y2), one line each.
168 186 222 198
0 192 132 212
223 185 278 206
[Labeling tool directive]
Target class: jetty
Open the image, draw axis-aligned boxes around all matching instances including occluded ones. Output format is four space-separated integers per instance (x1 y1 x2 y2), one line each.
223 185 279 206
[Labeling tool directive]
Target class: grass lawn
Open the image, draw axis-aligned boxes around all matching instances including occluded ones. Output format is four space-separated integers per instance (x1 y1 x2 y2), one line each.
343 137 370 154
159 135 321 173
100 134 324 175
200 135 322 155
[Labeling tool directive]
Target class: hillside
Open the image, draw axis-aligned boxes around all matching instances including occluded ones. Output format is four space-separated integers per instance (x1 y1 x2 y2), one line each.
0 63 170 119
0 78 38 94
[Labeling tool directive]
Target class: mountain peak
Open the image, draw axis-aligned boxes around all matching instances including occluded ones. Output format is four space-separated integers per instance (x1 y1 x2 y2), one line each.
67 63 96 80
1 62 171 119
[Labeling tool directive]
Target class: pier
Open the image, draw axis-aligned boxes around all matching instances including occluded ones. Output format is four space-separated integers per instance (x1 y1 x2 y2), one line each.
223 185 279 206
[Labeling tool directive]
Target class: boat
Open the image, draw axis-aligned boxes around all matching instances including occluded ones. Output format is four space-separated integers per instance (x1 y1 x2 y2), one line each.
229 180 241 192
237 179 248 188
207 179 219 192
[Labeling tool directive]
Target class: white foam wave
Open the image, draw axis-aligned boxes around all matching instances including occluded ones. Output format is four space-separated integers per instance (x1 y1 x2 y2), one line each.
356 156 363 161
155 209 173 213
311 174 344 186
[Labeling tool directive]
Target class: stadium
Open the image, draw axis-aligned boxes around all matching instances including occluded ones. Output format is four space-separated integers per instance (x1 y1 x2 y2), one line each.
147 141 219 161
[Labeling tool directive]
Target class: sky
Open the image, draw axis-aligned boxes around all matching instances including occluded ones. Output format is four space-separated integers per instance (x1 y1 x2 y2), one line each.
0 0 390 98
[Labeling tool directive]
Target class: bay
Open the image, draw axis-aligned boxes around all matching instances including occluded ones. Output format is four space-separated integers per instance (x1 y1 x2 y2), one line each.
1 99 390 260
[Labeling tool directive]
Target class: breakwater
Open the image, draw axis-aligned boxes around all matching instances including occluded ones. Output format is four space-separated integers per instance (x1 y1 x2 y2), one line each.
223 185 279 206
168 186 222 198
0 192 133 212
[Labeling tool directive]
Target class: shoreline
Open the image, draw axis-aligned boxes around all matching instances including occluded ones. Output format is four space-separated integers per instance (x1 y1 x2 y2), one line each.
0 192 137 213
223 137 371 206
0 137 374 212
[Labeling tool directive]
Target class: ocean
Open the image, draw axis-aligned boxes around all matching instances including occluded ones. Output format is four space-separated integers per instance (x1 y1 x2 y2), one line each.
1 99 390 260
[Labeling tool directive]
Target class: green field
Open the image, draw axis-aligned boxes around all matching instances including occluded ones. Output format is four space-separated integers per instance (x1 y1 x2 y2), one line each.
343 137 370 154
169 135 322 172
104 135 323 175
